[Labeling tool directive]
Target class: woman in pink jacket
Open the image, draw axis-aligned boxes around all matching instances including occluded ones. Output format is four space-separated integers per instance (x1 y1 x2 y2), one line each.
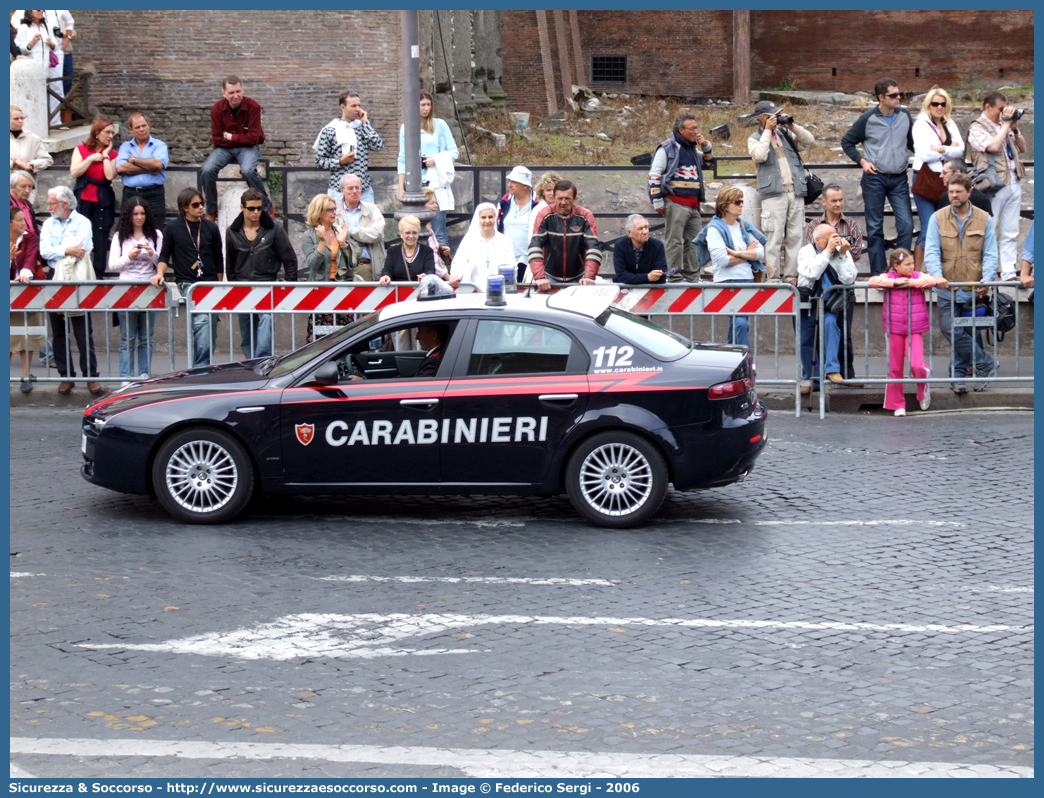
868 248 944 416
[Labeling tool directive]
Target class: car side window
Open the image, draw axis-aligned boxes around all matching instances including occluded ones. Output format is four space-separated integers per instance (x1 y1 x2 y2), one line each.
467 320 575 376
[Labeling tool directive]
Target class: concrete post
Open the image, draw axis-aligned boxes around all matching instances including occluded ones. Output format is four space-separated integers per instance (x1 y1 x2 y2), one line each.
397 10 433 228
10 58 49 140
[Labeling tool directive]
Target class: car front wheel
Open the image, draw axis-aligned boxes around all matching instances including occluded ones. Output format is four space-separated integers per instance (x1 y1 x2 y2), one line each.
565 431 667 528
152 428 254 524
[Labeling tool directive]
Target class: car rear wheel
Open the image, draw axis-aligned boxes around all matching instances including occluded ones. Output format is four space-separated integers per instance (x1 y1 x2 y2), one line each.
565 431 667 528
152 428 254 524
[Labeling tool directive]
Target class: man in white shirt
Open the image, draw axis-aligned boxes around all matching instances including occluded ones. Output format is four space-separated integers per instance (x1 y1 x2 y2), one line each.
38 185 100 395
796 223 856 393
495 165 539 282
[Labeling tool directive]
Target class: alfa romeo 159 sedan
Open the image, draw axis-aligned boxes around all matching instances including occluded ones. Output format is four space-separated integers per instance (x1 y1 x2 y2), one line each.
81 286 767 528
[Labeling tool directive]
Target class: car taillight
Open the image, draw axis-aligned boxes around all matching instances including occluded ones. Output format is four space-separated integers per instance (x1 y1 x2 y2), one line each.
708 377 754 400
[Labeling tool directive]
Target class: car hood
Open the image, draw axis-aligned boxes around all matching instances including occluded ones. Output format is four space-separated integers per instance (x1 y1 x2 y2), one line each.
86 361 275 419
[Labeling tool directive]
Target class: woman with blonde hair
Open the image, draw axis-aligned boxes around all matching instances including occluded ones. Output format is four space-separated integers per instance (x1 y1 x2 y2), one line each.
912 87 964 266
300 194 354 341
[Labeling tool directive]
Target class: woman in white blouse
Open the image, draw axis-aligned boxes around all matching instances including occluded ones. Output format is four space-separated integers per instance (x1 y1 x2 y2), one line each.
14 11 63 124
912 87 965 265
450 203 516 292
108 199 162 382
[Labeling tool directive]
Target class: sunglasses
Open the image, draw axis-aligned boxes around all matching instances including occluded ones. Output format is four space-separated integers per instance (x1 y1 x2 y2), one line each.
733 200 744 205
243 205 263 212
189 201 204 208
884 92 902 99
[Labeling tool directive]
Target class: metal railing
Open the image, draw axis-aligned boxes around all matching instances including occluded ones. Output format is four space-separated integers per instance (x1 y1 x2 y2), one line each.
814 280 1031 418
9 278 1033 416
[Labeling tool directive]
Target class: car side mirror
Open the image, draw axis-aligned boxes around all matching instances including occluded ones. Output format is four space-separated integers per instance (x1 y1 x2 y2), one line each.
312 361 339 385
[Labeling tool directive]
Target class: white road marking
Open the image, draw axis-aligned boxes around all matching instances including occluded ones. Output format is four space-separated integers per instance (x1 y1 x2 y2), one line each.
8 737 1032 778
9 762 36 778
10 572 43 578
315 575 617 587
751 520 966 527
959 585 1034 593
76 612 1031 662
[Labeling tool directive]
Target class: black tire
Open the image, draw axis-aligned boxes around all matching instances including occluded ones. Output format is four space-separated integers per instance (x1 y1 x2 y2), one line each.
152 427 255 524
565 431 667 528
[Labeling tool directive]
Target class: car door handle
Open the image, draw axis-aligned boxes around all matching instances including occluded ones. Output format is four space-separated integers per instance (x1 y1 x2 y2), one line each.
400 398 440 409
538 394 578 403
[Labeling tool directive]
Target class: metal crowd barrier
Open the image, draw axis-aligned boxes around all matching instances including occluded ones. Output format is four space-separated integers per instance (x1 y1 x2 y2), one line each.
12 279 1030 419
816 280 1032 419
181 281 483 367
603 282 805 415
9 280 176 385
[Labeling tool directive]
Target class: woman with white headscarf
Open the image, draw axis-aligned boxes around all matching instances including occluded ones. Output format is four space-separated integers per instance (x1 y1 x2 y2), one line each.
450 202 515 291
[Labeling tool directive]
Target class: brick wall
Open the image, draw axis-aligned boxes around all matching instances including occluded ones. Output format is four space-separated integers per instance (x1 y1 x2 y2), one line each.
502 9 1034 119
74 10 402 167
501 10 733 117
751 10 1034 93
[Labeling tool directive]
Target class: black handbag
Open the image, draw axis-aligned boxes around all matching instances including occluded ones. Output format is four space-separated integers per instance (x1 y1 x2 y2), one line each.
780 128 823 205
823 286 853 316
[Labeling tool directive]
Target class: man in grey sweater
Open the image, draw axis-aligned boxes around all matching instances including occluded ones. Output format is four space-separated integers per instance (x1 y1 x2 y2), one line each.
841 77 914 275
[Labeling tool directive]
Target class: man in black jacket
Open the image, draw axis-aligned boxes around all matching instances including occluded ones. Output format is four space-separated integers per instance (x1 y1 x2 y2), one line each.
152 188 224 367
225 189 298 359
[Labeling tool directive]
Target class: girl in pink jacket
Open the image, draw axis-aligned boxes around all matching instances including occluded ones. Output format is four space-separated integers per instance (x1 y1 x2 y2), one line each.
868 249 944 416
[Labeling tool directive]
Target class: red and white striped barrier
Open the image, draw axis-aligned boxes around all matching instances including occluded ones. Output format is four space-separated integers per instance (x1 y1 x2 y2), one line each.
186 282 480 313
609 284 798 315
9 281 169 311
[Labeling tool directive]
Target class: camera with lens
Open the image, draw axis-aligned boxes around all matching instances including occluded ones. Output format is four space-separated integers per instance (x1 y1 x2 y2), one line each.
52 26 64 39
839 234 856 245
1001 108 1025 122
775 112 794 126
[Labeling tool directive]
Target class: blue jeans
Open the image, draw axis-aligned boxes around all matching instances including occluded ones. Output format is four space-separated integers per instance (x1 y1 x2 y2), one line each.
189 312 219 368
430 210 449 246
723 278 753 348
201 146 271 215
117 310 155 377
861 172 914 275
936 293 994 379
237 313 273 360
913 192 939 248
800 305 842 381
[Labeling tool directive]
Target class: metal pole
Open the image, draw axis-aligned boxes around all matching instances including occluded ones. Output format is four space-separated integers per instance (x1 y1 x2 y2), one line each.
397 11 434 232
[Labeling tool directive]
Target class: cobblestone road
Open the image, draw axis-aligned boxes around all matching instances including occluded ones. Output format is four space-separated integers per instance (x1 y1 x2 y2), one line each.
9 408 1034 778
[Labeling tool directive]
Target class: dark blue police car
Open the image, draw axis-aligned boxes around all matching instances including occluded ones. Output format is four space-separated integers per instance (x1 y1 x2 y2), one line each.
81 286 767 528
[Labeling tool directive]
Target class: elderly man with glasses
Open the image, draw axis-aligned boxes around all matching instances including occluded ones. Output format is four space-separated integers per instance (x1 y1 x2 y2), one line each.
841 77 915 275
38 185 100 395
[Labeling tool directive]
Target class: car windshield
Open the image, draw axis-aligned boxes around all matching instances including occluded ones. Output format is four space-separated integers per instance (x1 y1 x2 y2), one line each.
265 313 382 378
595 307 692 360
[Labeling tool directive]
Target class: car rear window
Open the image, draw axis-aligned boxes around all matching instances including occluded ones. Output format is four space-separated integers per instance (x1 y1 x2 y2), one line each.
595 308 691 361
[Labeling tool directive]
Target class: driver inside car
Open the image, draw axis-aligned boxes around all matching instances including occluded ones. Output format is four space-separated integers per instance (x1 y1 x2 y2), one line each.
346 323 447 381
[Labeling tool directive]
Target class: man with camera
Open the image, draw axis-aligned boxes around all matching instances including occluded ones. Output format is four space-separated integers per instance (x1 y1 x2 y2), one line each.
967 91 1027 281
841 78 914 276
923 171 999 394
804 185 863 382
747 100 816 284
796 223 857 393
